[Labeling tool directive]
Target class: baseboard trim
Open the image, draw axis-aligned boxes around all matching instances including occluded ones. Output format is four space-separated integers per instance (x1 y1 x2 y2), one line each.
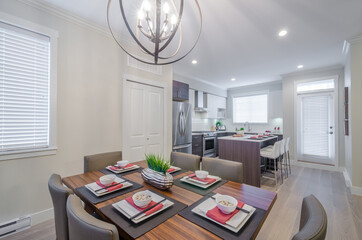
342 168 352 188
30 208 53 226
290 160 342 172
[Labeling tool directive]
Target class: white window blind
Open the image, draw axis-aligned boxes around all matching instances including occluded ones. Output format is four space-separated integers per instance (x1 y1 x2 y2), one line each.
0 21 50 152
233 94 268 123
301 95 330 157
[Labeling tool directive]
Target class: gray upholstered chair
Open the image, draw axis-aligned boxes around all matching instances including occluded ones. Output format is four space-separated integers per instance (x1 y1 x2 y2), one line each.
170 152 201 171
292 195 327 240
201 157 243 183
84 151 122 173
66 195 119 240
48 174 73 240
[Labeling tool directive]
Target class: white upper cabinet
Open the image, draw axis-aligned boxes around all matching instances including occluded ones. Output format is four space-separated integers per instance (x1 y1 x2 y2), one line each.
189 89 196 118
206 94 226 119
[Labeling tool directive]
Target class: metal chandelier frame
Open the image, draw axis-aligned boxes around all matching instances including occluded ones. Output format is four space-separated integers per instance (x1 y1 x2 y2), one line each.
107 0 202 65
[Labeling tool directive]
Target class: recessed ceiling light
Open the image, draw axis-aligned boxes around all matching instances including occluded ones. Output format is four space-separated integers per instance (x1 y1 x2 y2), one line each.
231 78 236 81
297 65 304 69
191 60 198 64
278 30 288 37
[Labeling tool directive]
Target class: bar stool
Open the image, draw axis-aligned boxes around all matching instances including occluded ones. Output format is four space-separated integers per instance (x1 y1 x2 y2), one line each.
285 137 291 175
279 138 286 180
260 141 281 186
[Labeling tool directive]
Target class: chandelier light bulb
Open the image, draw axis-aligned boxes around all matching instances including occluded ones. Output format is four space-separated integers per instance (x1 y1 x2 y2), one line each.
143 0 151 12
138 10 145 20
163 2 170 14
170 14 178 25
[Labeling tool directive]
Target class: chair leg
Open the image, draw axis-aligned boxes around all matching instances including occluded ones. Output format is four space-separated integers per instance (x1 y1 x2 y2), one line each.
288 151 291 174
280 156 283 184
284 153 288 178
274 158 278 187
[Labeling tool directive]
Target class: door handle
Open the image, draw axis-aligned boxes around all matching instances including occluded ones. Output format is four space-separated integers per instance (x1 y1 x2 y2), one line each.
329 131 334 135
179 111 184 136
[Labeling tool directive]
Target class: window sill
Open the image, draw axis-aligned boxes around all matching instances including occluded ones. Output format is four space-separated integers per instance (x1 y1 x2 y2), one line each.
0 147 57 161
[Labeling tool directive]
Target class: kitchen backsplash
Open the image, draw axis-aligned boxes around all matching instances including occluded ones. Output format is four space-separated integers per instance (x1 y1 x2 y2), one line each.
192 117 283 133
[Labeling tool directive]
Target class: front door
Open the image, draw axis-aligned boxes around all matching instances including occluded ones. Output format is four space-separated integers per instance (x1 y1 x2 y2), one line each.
123 80 164 161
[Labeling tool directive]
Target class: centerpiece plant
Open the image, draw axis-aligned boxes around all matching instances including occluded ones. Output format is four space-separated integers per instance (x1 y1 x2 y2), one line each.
142 153 174 190
145 153 171 174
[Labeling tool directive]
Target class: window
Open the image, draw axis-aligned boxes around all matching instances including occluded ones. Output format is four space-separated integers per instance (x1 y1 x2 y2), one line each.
0 19 57 159
297 79 334 93
233 94 268 123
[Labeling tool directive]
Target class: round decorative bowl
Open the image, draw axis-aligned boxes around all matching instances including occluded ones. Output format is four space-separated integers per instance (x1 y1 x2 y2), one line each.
141 168 174 190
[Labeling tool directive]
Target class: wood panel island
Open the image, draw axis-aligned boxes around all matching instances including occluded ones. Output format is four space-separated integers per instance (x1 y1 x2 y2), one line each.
218 135 278 187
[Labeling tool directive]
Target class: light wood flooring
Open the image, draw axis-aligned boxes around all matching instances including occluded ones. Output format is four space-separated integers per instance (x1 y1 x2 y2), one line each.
3 166 362 240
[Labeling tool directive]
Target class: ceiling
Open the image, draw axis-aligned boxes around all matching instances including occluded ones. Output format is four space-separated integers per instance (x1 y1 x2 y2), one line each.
40 0 362 89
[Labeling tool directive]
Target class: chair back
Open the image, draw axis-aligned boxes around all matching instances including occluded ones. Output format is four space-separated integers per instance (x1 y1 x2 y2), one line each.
84 151 122 172
285 137 290 152
292 195 327 240
202 157 243 183
279 139 286 155
67 195 119 240
48 174 73 240
271 141 281 159
170 152 201 171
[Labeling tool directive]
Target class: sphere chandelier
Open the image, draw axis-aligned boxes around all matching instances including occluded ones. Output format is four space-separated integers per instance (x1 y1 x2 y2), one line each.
107 0 202 65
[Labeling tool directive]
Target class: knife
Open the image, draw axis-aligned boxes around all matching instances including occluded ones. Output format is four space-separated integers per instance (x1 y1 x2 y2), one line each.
130 198 167 220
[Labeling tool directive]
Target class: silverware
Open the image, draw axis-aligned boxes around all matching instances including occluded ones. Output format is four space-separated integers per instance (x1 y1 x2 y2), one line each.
211 195 250 214
130 198 167 220
95 181 125 192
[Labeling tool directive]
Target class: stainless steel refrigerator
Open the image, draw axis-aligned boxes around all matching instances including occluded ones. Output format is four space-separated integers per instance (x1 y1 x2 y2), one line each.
172 101 192 153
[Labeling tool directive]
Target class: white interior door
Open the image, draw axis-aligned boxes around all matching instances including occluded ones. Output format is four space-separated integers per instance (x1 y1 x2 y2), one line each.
297 92 335 165
123 81 164 162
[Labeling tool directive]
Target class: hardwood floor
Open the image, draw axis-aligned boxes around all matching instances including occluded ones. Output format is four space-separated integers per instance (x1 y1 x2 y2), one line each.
3 166 362 240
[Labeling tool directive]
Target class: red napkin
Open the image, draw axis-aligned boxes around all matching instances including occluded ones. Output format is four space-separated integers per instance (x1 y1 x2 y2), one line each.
188 173 216 184
109 163 135 171
206 201 245 225
96 181 123 192
125 196 163 216
167 168 176 173
250 136 258 139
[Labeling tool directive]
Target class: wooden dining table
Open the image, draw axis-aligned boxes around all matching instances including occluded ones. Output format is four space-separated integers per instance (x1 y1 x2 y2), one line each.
62 161 277 240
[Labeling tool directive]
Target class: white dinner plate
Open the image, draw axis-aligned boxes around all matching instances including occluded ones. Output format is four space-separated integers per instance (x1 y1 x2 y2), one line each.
180 174 221 188
105 164 140 174
85 177 132 197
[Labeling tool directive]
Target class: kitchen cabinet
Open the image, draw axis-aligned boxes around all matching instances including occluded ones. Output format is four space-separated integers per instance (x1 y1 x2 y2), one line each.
173 80 189 101
206 94 227 119
192 134 203 157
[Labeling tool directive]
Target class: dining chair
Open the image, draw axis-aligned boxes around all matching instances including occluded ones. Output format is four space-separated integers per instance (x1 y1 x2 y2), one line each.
170 152 201 171
260 141 282 186
292 195 327 240
66 195 119 240
201 157 243 183
48 174 73 240
84 151 122 173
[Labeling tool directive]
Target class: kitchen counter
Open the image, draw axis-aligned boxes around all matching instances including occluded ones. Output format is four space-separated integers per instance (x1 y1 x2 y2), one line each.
218 135 278 142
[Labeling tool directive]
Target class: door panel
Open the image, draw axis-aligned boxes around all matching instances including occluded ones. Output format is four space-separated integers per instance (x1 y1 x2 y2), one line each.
124 81 164 162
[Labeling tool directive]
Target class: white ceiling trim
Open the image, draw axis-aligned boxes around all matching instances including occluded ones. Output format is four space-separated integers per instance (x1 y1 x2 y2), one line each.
281 64 344 79
174 73 227 90
18 0 111 38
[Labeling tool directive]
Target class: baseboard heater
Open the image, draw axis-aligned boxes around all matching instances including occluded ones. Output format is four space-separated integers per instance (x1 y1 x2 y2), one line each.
0 216 31 239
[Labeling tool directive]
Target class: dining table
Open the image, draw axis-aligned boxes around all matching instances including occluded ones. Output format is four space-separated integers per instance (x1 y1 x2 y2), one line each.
62 160 277 240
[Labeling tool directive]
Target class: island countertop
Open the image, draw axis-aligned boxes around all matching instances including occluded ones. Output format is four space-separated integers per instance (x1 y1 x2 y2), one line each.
218 135 278 142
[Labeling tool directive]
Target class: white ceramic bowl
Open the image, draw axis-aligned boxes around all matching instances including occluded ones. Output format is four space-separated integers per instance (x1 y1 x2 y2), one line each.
99 174 116 186
216 195 238 214
117 160 129 167
195 170 209 180
132 191 152 208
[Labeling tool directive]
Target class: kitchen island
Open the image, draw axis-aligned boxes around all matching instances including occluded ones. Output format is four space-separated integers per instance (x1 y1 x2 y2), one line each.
218 135 278 187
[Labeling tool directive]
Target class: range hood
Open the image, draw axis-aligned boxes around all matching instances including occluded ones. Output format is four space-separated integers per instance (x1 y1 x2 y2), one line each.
194 91 208 112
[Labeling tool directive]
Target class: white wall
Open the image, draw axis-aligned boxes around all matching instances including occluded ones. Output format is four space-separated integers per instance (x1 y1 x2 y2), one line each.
0 0 172 225
226 81 283 133
344 48 352 180
282 66 345 167
348 37 362 192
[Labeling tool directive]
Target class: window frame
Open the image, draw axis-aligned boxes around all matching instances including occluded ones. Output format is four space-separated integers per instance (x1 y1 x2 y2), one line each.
0 12 58 161
232 91 269 124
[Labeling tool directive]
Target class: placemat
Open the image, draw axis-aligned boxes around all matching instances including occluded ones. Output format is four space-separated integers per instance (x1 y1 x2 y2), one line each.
100 189 188 239
169 169 188 177
75 180 143 204
99 167 143 177
173 177 228 196
178 192 267 240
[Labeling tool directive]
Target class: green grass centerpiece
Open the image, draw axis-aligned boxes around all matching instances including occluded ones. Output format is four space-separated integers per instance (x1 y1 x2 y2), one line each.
145 153 171 174
141 153 174 190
